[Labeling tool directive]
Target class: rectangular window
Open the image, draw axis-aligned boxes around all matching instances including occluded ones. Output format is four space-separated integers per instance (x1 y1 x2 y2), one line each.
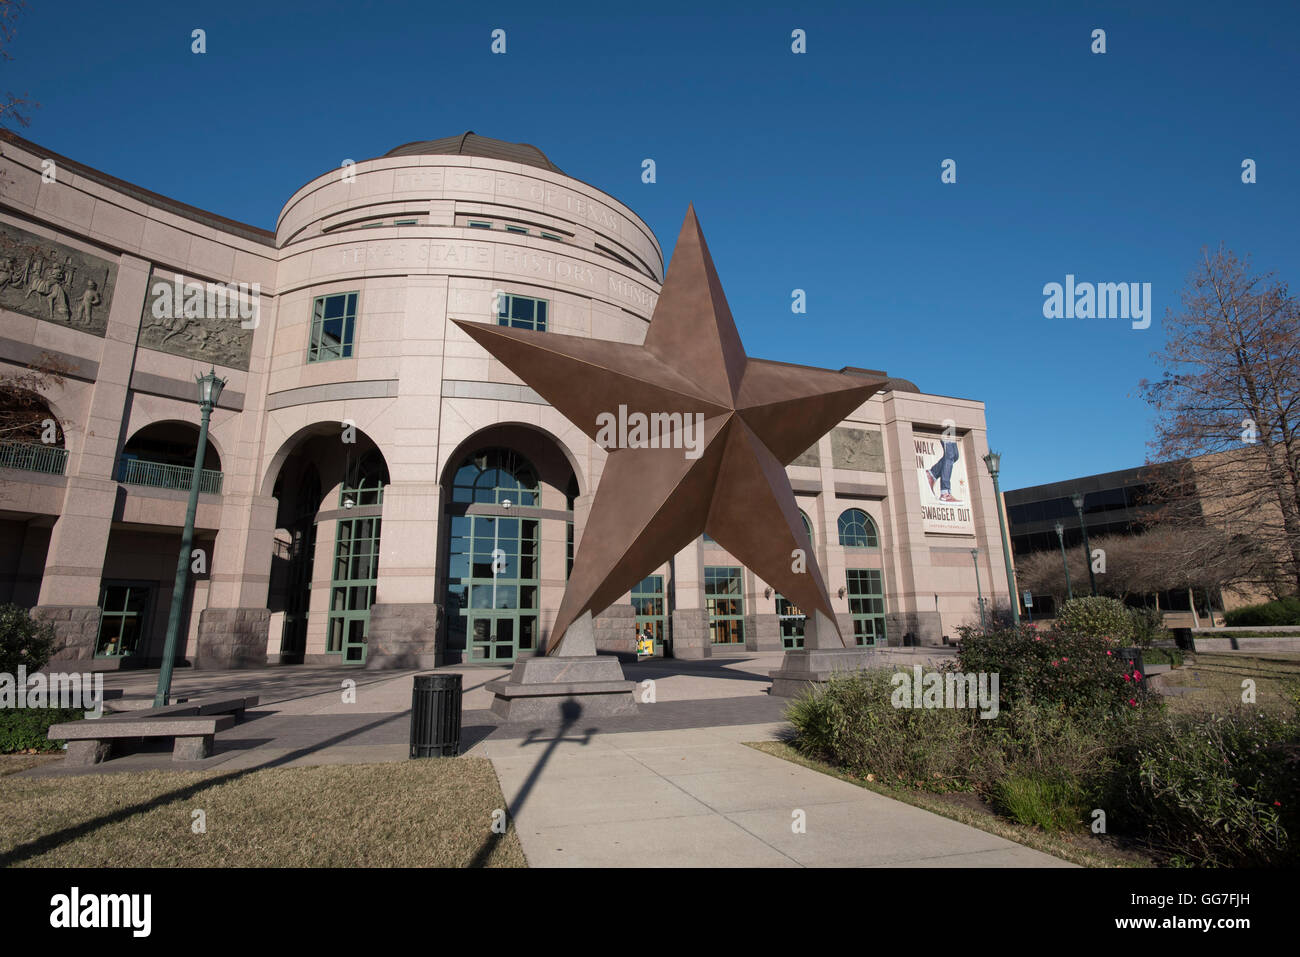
327 511 381 663
541 232 563 241
96 584 151 658
775 594 805 649
393 219 418 226
846 569 886 646
497 293 548 332
632 575 668 654
505 225 528 235
468 220 492 229
359 222 383 228
308 292 359 362
705 566 744 644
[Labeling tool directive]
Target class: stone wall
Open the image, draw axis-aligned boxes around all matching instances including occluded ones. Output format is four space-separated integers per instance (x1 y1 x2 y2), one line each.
594 603 636 654
884 610 943 647
194 607 270 669
34 605 101 663
671 607 711 658
745 612 785 652
365 602 441 669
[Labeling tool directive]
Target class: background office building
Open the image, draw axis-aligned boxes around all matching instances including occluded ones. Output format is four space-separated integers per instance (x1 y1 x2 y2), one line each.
0 130 1013 669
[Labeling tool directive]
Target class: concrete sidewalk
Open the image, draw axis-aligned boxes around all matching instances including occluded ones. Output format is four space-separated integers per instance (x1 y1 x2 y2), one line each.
478 721 1073 868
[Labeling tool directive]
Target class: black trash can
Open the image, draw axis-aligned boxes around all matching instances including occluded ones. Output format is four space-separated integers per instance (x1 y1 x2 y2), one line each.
410 673 462 758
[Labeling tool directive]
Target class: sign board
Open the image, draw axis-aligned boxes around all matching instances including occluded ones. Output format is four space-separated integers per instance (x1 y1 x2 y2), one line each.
914 433 975 535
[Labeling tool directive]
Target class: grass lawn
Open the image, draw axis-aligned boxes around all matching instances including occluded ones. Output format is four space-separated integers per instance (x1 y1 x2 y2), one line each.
1155 652 1300 714
0 758 526 867
746 741 1156 868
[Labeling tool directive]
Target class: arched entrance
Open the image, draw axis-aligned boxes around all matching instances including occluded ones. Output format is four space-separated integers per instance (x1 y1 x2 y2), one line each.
439 426 580 664
265 424 390 665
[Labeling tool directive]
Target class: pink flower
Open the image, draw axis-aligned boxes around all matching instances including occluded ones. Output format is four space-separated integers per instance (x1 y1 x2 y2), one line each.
1106 651 1112 656
1063 657 1068 662
1129 699 1137 706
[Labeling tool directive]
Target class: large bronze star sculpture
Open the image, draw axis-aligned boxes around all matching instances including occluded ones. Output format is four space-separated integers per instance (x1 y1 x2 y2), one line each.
454 206 886 657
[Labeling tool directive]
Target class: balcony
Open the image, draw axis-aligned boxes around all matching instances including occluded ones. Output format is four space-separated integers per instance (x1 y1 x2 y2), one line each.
0 441 69 476
116 457 224 495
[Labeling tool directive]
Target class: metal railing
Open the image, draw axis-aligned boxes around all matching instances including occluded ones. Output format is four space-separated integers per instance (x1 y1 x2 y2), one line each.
116 458 224 495
0 441 69 475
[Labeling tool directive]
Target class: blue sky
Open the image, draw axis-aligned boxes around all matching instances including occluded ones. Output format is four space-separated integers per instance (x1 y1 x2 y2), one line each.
5 0 1297 490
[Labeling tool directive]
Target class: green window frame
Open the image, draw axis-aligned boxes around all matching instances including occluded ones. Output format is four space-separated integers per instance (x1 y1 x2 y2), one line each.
327 511 381 663
541 232 563 241
846 569 886 646
394 219 418 226
95 583 151 658
775 594 805 649
497 293 548 332
451 448 539 506
468 220 492 229
308 291 359 362
838 508 879 548
505 225 528 235
632 575 668 653
705 565 744 644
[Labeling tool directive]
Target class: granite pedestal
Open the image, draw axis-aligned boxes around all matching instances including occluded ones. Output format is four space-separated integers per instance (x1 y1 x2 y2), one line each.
769 610 880 697
485 611 638 721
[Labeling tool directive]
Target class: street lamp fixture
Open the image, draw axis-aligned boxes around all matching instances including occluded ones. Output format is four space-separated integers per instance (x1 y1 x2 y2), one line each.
154 367 227 707
1054 521 1073 602
982 450 1020 628
970 547 986 630
1071 491 1098 596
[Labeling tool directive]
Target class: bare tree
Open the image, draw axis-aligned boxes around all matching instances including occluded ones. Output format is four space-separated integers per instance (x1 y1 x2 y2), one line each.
1016 526 1280 608
0 1 35 130
0 352 71 444
1139 246 1300 591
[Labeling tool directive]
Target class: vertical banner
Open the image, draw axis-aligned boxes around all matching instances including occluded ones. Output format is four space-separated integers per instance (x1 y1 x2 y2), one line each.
914 432 974 534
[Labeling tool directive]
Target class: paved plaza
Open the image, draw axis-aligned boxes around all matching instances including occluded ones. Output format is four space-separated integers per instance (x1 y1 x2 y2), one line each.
16 648 1071 867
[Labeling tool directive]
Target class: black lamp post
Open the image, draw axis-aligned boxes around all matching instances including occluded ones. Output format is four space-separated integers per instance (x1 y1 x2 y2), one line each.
1054 521 1073 601
970 547 986 630
1071 491 1098 597
982 450 1020 628
154 367 226 707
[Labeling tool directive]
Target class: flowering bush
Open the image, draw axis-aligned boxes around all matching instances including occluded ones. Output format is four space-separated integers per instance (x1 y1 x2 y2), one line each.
0 604 55 676
956 622 1138 715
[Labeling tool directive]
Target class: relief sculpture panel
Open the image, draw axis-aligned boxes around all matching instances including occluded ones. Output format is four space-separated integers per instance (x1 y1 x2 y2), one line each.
0 222 116 336
138 269 255 370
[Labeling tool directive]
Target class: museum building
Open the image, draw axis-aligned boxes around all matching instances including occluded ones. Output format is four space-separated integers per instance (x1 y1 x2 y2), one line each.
0 129 1013 669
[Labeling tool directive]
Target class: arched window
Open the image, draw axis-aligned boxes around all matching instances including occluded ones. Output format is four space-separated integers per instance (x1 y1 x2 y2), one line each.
799 509 813 544
451 448 539 505
838 508 879 548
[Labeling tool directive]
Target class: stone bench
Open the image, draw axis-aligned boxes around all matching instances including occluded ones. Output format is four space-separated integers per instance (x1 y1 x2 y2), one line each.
49 714 236 766
99 695 259 722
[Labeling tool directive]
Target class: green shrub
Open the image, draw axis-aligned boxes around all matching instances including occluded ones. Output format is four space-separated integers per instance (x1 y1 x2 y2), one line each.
956 623 1140 715
0 707 82 753
0 604 55 676
1057 596 1136 643
1224 597 1300 627
992 773 1088 831
1141 647 1184 666
785 668 990 790
1128 606 1173 648
1105 703 1300 866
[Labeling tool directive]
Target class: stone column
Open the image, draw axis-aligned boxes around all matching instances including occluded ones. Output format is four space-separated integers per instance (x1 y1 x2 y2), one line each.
366 482 442 669
670 538 710 658
36 255 151 663
194 492 278 668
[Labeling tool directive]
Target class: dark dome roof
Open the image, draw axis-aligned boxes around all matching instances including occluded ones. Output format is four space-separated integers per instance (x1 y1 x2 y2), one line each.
383 131 563 174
